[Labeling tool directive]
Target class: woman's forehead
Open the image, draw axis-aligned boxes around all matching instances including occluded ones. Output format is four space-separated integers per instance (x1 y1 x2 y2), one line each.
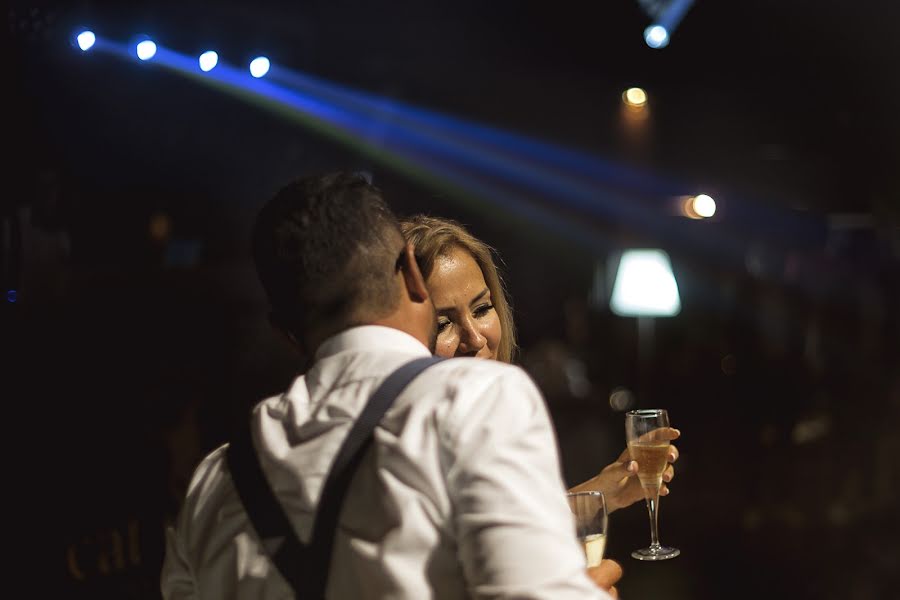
429 248 488 303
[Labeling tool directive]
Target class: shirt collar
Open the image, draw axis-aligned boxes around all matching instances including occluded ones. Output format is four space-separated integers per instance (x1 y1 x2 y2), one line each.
314 325 431 361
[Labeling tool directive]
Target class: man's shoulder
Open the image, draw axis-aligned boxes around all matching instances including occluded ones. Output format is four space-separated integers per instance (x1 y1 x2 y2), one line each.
429 356 531 382
183 443 230 501
414 356 535 398
407 358 544 429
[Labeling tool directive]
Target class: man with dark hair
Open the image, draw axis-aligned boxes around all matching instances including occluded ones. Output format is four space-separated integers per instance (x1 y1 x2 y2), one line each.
161 172 620 599
251 172 434 355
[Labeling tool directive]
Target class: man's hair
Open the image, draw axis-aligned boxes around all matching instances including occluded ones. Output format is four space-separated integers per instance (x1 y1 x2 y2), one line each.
400 214 518 363
252 172 404 341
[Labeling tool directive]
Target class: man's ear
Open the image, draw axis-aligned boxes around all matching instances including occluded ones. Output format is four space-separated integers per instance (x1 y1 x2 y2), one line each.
398 243 430 303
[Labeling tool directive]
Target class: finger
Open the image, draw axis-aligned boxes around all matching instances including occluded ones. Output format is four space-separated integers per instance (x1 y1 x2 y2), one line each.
668 444 680 463
612 459 639 481
663 464 675 483
587 559 623 590
657 427 681 442
587 562 621 589
660 483 670 495
605 452 638 477
639 427 680 444
608 586 619 599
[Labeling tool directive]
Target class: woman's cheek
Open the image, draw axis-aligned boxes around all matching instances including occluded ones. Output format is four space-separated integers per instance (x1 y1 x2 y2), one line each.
485 319 502 356
435 333 457 358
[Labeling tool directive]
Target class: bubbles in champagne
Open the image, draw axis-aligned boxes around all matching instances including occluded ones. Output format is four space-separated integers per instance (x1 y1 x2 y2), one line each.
627 442 670 488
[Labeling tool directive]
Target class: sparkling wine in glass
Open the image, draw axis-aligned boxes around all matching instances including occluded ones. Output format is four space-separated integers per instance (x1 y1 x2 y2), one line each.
625 409 680 561
566 491 608 568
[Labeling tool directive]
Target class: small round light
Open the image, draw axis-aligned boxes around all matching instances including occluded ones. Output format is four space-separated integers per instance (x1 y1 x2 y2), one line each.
609 387 636 411
199 51 218 72
136 40 157 61
623 87 648 108
76 30 96 51
249 56 270 78
7 289 17 303
644 25 670 49
693 194 717 218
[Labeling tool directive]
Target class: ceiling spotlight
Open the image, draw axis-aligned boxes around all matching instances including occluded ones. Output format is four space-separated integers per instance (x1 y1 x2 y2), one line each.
638 0 694 49
76 30 96 51
682 194 717 219
692 194 716 218
623 87 648 108
199 50 219 72
136 39 157 61
249 56 270 78
644 24 670 49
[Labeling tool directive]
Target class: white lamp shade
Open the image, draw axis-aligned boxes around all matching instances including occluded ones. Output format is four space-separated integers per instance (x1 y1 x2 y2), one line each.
610 249 681 317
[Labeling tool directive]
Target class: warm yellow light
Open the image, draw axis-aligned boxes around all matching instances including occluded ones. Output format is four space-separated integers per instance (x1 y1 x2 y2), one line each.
623 87 648 108
681 196 700 219
681 194 716 219
692 194 716 218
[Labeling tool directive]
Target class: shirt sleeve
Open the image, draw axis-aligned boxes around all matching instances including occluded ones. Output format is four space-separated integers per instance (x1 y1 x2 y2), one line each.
441 366 612 600
160 524 197 600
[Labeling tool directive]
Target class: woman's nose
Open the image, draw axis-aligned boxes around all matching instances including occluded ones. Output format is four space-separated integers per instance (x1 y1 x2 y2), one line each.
457 318 486 355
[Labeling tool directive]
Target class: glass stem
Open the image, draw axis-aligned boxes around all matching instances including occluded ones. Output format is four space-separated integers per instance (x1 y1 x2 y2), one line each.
645 487 661 549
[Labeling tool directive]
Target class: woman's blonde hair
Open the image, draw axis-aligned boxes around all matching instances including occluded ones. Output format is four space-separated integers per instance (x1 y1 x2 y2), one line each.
400 215 517 363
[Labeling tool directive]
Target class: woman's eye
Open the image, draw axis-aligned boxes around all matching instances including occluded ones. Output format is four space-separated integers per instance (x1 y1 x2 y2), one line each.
473 304 494 317
437 320 451 333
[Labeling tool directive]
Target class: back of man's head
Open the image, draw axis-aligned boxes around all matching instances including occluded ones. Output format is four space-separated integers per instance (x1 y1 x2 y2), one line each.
252 171 404 345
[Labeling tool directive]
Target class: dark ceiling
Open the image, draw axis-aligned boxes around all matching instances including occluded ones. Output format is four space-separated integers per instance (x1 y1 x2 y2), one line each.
9 0 900 219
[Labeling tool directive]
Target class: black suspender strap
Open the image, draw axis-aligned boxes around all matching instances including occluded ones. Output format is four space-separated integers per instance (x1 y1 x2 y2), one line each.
227 416 309 593
226 355 443 598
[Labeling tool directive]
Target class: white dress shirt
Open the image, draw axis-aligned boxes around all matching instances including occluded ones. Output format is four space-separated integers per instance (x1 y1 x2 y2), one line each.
161 325 610 599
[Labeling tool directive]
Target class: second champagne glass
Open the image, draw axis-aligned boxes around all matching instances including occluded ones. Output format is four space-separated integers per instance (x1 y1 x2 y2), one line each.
625 408 680 561
566 491 608 568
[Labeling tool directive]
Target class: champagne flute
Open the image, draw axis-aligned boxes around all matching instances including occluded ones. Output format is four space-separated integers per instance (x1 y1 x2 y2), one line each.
566 491 608 567
625 409 680 561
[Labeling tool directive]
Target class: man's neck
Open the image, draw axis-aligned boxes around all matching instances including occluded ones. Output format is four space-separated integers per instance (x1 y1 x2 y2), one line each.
372 310 431 351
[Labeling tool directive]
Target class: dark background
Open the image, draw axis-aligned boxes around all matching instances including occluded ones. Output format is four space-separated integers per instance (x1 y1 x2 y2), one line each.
5 1 899 598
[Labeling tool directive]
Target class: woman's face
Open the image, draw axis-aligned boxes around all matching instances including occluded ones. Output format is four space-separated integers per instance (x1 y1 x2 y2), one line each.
426 246 502 360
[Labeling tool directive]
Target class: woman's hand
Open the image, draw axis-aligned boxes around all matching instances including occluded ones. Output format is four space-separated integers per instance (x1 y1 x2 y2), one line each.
587 559 623 598
568 428 680 512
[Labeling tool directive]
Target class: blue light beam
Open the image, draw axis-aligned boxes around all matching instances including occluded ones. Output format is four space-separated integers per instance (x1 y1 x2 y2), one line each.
643 0 694 49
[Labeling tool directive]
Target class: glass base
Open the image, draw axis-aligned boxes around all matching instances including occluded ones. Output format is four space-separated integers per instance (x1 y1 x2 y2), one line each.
631 545 680 561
